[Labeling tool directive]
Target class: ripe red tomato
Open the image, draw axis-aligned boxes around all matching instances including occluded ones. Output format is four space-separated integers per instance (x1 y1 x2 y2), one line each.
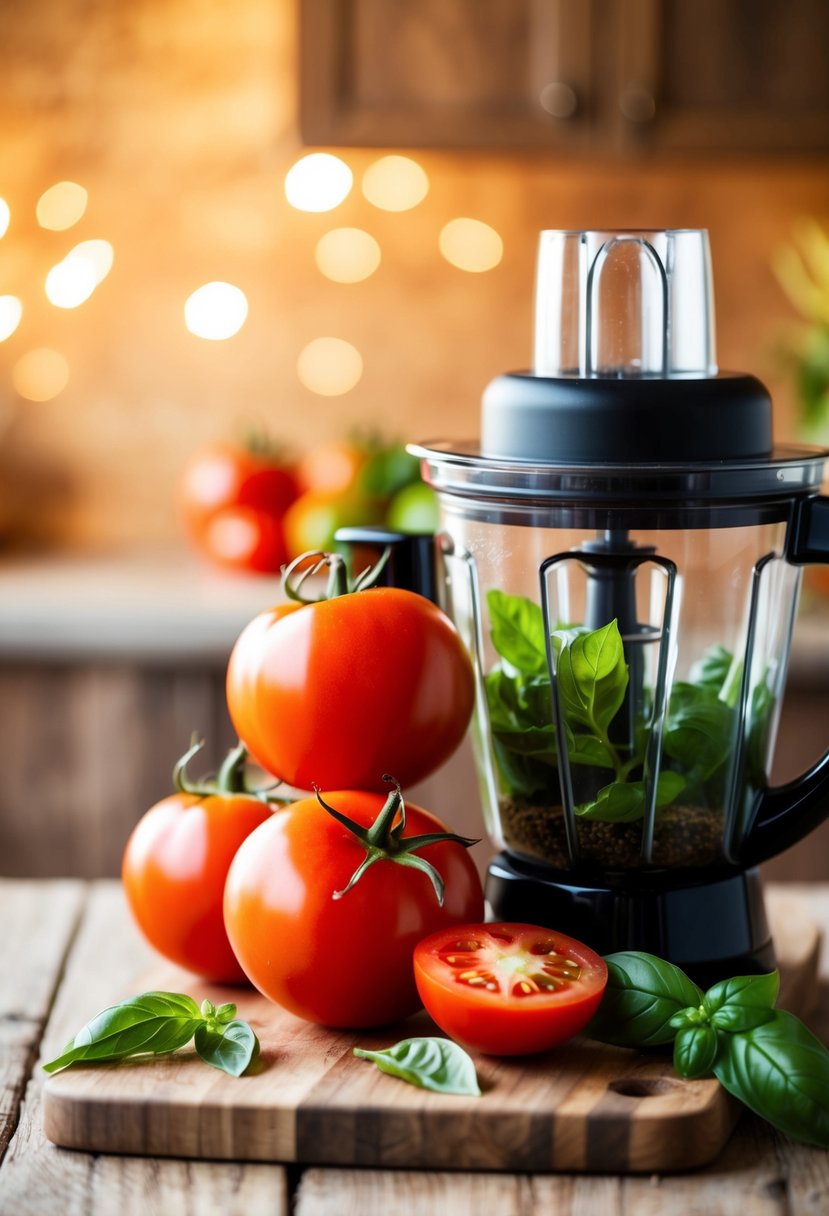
223 786 484 1027
414 923 608 1056
122 743 275 982
226 582 475 791
178 441 299 573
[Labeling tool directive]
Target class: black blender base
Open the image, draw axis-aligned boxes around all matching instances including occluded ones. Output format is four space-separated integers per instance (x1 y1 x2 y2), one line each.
485 853 775 989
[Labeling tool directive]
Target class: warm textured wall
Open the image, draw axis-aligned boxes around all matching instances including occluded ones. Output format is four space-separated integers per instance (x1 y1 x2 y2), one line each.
1 0 828 550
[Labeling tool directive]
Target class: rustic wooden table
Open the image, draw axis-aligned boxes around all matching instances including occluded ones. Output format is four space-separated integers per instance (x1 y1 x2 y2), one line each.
2 880 828 1215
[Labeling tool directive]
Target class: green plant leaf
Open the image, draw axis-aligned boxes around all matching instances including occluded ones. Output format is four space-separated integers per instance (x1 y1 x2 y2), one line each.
487 589 548 676
714 1010 829 1148
577 781 644 822
555 620 628 735
587 952 704 1047
568 733 615 769
674 1025 719 1078
704 972 780 1033
689 644 734 692
42 992 204 1073
353 1037 481 1096
576 770 685 823
664 693 735 780
194 1019 260 1077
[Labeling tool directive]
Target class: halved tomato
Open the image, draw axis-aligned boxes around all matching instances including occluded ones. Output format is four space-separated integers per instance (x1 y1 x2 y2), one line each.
413 922 608 1056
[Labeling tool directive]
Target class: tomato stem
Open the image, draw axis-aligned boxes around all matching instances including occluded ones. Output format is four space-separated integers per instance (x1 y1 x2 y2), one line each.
282 548 392 604
172 735 287 804
314 778 479 908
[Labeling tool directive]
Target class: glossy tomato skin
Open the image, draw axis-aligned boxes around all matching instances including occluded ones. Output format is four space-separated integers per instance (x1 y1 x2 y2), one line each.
226 587 475 791
223 791 484 1027
179 442 299 573
122 791 273 982
414 923 608 1056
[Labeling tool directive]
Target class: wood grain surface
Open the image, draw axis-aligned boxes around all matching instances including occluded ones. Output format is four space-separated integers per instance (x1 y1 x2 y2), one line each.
39 888 821 1175
0 883 288 1216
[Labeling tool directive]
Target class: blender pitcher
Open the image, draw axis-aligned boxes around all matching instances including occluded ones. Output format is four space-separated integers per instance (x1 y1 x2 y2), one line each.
341 229 829 986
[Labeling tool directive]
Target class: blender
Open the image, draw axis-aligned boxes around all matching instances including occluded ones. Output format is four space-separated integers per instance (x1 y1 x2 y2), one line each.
339 229 829 985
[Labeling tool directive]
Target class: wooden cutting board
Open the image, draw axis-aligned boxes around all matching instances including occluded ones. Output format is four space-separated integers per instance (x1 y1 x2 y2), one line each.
42 891 821 1174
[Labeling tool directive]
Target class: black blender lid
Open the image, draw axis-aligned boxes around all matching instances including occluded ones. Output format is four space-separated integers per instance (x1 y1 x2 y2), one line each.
481 370 772 464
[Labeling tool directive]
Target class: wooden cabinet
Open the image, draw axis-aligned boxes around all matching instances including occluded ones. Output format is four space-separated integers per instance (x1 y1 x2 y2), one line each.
299 0 829 153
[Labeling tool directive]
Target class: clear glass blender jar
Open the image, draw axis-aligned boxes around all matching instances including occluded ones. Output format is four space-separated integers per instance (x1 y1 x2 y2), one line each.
404 230 829 977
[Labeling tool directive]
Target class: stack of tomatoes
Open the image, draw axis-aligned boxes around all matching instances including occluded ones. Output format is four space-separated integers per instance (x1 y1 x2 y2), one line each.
122 553 607 1053
178 435 438 575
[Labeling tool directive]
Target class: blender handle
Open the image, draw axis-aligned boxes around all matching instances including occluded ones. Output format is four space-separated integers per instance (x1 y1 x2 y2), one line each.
738 494 829 867
332 527 439 603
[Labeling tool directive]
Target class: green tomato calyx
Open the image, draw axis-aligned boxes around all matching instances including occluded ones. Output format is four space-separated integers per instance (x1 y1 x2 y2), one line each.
282 547 391 604
314 777 478 907
173 735 286 804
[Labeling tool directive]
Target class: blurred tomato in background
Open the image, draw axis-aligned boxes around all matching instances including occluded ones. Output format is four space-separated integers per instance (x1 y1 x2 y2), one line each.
178 438 299 574
179 431 440 574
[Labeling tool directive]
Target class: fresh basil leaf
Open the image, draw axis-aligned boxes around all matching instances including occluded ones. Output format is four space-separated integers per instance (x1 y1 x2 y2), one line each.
588 952 704 1047
194 1019 260 1077
487 589 548 676
668 1005 707 1030
492 723 557 761
704 972 779 1033
42 992 203 1074
568 733 615 769
215 1002 238 1024
689 645 734 692
353 1037 481 1096
714 1010 829 1148
674 1025 719 1078
577 781 644 822
664 694 734 780
576 770 685 823
555 620 628 735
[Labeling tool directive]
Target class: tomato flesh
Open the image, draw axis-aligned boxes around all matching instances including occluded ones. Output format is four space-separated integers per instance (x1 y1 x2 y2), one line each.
414 923 608 1056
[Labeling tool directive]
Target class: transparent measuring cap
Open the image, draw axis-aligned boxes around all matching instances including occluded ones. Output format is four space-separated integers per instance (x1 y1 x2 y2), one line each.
533 228 717 379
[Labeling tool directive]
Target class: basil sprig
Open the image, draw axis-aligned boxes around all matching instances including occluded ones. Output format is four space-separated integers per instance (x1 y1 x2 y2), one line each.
43 993 260 1078
589 952 829 1148
483 589 775 823
353 1037 481 1096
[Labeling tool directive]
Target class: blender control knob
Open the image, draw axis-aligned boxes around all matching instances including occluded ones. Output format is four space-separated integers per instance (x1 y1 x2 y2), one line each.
540 82 579 119
620 86 657 123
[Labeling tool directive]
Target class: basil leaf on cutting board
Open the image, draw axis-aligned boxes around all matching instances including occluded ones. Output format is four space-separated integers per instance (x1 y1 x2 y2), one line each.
588 950 829 1149
714 1010 829 1149
42 991 259 1078
195 1018 260 1076
674 1024 719 1078
587 952 705 1046
353 1037 481 1096
703 971 779 1033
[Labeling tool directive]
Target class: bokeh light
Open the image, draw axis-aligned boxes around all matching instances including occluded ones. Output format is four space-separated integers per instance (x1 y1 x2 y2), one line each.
36 181 88 231
439 218 503 273
315 228 381 283
0 296 22 341
362 156 429 212
12 348 70 401
0 199 10 239
285 153 353 213
297 337 363 396
69 239 114 285
45 257 98 309
184 282 248 340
